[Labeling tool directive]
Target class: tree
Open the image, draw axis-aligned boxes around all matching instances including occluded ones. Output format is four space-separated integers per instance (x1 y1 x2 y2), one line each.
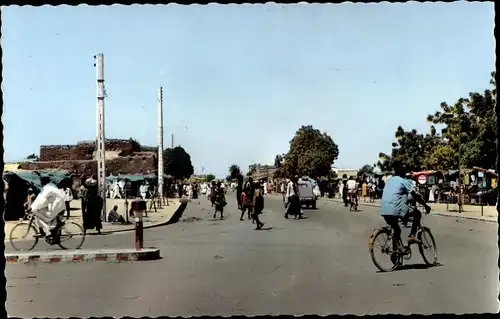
358 164 374 177
205 174 216 182
228 164 242 180
274 154 284 168
378 71 496 172
163 146 194 180
426 72 496 169
376 126 438 173
282 125 339 177
26 153 39 161
422 144 457 170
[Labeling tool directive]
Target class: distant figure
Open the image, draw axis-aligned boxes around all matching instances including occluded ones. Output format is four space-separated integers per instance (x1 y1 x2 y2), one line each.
252 187 265 230
83 178 103 234
236 174 243 209
63 186 73 218
240 184 253 221
107 205 125 224
24 188 36 210
213 181 226 220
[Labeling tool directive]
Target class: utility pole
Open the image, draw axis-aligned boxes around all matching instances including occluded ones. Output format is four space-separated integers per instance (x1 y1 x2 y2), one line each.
95 53 107 222
171 134 174 148
457 102 466 214
157 87 164 202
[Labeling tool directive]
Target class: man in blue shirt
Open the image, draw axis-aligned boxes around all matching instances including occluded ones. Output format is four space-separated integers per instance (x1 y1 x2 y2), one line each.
381 164 431 252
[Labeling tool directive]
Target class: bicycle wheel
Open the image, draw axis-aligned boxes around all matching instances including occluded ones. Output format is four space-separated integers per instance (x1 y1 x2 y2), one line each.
10 222 39 252
369 228 401 272
57 221 85 250
417 227 438 265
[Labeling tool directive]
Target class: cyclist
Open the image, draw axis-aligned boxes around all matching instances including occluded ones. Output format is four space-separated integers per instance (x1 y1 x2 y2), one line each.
346 176 358 207
380 164 431 253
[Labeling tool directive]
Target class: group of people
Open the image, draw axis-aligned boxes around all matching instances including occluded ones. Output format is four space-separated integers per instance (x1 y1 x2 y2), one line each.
337 175 383 207
200 176 266 229
236 176 266 229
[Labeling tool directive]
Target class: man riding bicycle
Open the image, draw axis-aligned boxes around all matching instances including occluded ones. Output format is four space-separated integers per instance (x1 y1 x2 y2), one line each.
380 164 431 253
346 176 358 206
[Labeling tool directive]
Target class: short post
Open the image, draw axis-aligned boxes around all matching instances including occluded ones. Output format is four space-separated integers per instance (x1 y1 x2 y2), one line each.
131 198 147 251
134 211 143 251
480 193 484 216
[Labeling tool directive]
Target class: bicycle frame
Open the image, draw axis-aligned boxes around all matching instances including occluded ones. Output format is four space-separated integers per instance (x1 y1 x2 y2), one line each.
24 210 64 238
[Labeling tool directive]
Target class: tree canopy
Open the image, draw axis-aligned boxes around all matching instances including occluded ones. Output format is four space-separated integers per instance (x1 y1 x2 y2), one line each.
205 174 216 182
282 125 339 178
26 153 40 161
358 164 374 176
378 71 496 173
228 164 242 180
163 146 194 180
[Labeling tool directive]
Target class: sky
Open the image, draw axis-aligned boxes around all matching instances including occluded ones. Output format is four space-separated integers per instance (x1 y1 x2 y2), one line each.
2 3 495 178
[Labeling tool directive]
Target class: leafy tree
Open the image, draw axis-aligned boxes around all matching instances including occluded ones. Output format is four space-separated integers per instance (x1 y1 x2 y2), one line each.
163 146 194 180
379 71 496 172
357 164 374 176
426 72 496 169
26 153 39 161
282 125 339 177
228 164 242 180
377 126 438 173
205 174 216 182
422 144 457 170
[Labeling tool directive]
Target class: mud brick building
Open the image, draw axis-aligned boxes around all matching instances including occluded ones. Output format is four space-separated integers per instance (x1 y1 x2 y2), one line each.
22 139 157 176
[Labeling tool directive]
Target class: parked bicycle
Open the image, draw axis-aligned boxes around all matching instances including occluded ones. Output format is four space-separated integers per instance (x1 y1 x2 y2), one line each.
368 207 438 272
9 209 86 251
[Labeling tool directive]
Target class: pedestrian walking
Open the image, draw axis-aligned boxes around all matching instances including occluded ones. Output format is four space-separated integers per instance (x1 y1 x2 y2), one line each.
236 174 243 209
285 176 303 219
341 175 349 206
82 176 103 235
213 181 226 220
210 181 217 207
240 184 253 221
252 187 265 230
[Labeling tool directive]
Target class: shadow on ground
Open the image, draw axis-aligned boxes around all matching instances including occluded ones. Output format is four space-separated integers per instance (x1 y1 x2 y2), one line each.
375 263 444 273
165 202 189 225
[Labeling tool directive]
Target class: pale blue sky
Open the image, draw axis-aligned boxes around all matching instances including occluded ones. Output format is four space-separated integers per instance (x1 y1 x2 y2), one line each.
3 3 494 178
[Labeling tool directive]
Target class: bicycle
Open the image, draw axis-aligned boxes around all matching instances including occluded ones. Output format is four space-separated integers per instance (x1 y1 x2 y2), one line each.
9 209 86 252
368 207 438 272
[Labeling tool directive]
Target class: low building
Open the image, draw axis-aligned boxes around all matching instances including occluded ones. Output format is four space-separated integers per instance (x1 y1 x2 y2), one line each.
332 168 358 179
25 138 158 176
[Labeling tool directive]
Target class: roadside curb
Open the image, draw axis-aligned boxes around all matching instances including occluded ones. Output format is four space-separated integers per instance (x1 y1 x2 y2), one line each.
166 198 189 225
5 247 161 264
432 212 497 223
319 198 497 223
101 199 188 234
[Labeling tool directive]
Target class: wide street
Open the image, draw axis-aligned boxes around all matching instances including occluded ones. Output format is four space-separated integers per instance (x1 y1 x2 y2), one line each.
6 192 499 317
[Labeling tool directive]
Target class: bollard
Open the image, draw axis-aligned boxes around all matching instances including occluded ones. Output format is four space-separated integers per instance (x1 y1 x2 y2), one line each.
131 198 147 251
134 211 143 251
